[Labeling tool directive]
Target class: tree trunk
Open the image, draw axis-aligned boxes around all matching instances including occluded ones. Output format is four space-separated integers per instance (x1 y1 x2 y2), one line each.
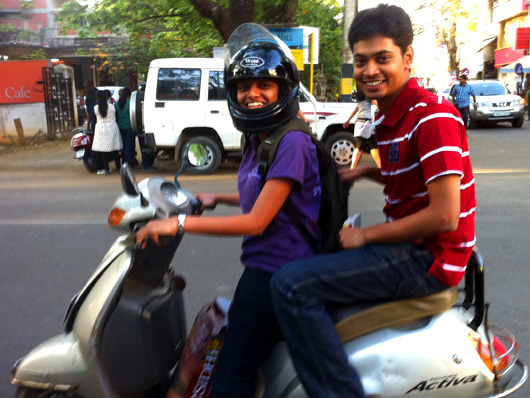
280 0 298 24
188 0 256 42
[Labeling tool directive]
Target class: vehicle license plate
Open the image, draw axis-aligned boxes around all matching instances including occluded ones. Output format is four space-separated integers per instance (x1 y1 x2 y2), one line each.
76 149 85 159
493 111 511 117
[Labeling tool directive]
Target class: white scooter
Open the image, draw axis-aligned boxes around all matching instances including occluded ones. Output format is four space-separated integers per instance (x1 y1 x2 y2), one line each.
10 146 528 398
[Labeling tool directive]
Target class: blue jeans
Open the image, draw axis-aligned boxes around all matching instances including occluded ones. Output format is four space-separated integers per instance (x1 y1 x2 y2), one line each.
270 242 448 398
212 267 282 398
120 128 136 167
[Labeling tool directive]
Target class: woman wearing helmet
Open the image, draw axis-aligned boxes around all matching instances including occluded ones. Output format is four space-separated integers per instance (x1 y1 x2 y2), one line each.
137 24 321 398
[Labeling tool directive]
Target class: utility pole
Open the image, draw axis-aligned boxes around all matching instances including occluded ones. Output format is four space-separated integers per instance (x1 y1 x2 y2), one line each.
341 0 358 102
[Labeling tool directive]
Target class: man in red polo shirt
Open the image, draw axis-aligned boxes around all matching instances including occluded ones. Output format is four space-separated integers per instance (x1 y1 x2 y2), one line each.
270 4 476 397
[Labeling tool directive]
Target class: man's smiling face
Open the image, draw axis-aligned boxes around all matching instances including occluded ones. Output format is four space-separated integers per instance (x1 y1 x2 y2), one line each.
353 35 413 114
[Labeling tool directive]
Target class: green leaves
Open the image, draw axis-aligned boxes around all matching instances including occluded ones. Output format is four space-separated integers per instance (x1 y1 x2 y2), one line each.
57 0 343 92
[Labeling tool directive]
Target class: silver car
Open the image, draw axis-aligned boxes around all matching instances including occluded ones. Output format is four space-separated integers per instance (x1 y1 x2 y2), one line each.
449 80 524 128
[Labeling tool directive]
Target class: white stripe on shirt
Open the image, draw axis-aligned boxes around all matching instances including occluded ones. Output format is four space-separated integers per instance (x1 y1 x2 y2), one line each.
442 263 467 272
420 146 463 162
379 113 464 146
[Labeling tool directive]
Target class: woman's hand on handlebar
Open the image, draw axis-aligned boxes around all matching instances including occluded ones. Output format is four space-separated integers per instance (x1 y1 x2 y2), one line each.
136 218 179 249
195 192 217 215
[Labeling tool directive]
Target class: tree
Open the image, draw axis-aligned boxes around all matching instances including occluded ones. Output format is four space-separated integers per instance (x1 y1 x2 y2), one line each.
58 0 342 90
413 0 477 74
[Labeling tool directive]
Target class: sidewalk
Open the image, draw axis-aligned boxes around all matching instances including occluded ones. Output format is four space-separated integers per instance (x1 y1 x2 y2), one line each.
0 140 74 171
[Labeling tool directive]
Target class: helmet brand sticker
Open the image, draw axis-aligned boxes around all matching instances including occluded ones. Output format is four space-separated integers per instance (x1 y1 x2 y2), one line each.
241 57 265 68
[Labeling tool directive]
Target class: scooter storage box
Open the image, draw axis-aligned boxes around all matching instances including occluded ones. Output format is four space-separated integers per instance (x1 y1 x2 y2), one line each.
99 243 187 396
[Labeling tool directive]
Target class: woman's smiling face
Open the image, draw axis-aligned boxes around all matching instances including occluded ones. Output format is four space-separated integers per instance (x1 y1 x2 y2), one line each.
353 35 413 114
237 79 279 109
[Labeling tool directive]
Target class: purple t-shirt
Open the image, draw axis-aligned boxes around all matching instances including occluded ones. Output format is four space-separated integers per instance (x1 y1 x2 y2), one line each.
238 130 321 273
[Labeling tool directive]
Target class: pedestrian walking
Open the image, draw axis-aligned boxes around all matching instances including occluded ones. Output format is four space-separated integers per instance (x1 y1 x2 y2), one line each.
451 74 477 129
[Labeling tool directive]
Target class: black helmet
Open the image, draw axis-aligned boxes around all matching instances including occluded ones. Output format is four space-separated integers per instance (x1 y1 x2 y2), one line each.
225 24 300 134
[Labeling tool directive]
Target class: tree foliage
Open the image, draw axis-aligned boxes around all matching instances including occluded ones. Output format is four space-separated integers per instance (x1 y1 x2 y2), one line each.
57 0 343 89
413 0 477 74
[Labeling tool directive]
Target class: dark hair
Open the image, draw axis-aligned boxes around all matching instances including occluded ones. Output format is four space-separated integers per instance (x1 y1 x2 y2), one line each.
459 75 468 80
96 91 108 118
117 87 132 108
348 4 413 55
355 89 366 102
85 87 98 108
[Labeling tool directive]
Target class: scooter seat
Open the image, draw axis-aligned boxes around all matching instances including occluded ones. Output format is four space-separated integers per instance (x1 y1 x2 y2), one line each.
332 287 458 343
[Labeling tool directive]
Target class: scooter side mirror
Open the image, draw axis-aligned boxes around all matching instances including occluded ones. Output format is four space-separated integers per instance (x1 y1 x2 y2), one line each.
174 143 208 186
188 143 208 167
121 163 141 196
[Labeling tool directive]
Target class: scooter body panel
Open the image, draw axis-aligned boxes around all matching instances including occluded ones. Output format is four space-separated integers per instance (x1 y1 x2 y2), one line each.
11 333 96 394
346 308 494 398
261 309 495 398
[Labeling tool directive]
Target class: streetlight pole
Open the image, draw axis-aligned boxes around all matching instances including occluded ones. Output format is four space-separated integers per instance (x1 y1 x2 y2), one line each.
341 0 357 102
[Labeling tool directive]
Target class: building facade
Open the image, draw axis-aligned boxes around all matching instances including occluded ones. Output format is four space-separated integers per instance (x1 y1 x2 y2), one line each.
478 0 530 91
0 0 128 91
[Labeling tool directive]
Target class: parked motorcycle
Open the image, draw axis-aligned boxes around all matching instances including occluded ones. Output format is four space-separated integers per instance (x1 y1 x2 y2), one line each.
10 145 528 398
71 127 97 173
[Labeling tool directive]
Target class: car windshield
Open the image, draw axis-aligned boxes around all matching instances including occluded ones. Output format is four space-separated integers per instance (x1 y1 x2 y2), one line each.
470 82 507 96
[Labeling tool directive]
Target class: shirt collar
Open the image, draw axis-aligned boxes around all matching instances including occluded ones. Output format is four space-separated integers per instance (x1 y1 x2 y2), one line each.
376 78 423 128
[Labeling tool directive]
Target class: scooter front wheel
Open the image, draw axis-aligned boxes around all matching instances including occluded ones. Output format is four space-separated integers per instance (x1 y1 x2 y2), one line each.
15 388 80 398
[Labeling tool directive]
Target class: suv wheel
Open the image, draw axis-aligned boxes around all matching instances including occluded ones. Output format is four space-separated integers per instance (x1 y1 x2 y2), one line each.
512 116 524 128
181 137 222 174
130 90 144 133
327 132 355 167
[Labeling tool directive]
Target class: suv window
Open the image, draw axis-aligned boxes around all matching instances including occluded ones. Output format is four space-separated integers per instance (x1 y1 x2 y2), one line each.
208 71 227 100
469 82 507 96
157 68 201 101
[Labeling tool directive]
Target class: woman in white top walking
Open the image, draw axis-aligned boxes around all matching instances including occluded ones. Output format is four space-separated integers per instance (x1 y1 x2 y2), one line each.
92 90 122 175
343 90 381 169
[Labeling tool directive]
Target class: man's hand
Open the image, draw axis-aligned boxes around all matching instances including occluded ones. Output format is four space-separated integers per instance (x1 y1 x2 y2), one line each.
340 165 383 184
339 227 366 250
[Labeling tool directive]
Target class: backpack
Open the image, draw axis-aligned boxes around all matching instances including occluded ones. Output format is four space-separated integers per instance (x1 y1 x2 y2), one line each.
242 118 350 253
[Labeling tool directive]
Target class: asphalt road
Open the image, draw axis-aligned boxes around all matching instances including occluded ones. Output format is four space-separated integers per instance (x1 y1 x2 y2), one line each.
1 123 530 397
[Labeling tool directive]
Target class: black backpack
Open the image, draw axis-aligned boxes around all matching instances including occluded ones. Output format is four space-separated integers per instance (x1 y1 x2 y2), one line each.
242 118 350 253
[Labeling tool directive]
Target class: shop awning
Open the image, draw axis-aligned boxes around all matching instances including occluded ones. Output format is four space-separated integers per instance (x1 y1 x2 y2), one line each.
499 55 530 73
476 36 497 53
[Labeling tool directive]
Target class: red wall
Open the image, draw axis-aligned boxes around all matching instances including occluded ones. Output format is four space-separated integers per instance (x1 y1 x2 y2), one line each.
0 60 50 104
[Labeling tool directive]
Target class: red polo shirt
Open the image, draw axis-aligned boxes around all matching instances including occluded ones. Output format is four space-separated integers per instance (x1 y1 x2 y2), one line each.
374 78 476 287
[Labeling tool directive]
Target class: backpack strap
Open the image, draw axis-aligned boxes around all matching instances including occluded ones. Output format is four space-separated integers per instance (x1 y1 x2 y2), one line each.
240 132 250 157
256 118 312 187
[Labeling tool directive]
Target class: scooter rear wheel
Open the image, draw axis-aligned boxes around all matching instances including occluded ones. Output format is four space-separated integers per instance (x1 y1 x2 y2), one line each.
15 388 79 398
82 148 98 173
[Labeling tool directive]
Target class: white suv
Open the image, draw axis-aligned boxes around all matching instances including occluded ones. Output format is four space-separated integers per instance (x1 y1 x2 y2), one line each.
130 58 357 173
449 80 524 129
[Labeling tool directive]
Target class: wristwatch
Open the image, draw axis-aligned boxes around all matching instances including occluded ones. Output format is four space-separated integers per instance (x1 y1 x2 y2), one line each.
177 213 187 234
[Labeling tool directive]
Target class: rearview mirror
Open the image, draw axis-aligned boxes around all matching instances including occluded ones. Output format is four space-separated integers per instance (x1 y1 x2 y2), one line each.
121 163 140 196
187 143 208 167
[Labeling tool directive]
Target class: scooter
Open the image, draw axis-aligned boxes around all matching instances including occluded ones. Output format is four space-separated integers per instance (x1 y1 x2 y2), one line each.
10 145 528 398
71 127 97 173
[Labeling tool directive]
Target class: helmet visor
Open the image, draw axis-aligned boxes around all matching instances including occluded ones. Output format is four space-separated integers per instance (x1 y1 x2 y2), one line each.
225 23 294 69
